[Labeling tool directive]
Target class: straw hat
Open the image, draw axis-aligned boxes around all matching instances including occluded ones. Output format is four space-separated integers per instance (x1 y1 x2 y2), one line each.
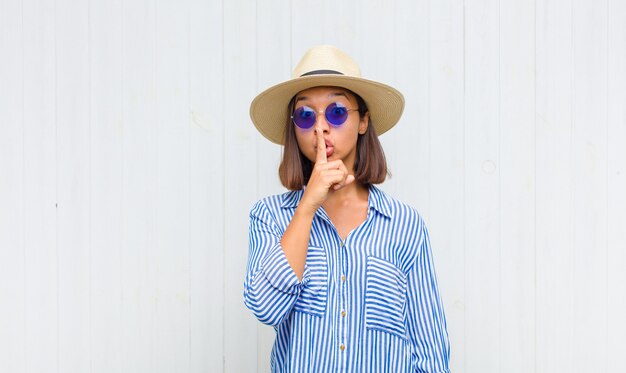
249 45 405 145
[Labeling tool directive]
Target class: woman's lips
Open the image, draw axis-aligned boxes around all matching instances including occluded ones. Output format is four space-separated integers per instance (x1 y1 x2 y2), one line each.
326 145 334 158
315 140 334 158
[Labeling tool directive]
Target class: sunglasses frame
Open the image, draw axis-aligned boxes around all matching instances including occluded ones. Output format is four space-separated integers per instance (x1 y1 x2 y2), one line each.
291 102 359 130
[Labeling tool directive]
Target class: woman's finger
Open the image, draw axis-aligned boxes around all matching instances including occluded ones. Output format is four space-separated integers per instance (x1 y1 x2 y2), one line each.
332 174 355 190
315 128 327 164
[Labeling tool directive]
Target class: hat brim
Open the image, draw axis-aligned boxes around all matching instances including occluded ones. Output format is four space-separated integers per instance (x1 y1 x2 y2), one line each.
250 74 405 145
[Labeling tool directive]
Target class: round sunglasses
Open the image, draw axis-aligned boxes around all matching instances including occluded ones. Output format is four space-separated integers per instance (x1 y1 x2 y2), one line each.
291 102 359 129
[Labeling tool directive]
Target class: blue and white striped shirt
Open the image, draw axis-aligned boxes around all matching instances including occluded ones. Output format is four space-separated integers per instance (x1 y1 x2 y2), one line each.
244 185 450 373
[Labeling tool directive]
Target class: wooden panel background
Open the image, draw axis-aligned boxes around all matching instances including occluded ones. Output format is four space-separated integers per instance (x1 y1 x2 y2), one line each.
0 0 625 372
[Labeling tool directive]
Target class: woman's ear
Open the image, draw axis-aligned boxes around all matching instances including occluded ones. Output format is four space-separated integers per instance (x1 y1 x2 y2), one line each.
358 112 370 134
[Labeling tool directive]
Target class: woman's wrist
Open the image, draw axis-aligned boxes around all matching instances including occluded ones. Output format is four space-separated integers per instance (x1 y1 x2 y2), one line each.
294 202 318 220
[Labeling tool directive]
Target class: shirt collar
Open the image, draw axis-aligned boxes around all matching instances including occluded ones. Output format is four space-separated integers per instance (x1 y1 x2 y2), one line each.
280 188 304 209
367 185 393 219
280 184 393 219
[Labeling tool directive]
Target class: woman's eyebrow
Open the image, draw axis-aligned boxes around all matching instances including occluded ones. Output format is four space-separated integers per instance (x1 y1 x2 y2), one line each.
329 92 350 101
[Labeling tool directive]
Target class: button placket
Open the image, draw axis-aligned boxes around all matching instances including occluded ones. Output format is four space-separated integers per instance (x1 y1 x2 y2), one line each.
338 240 348 359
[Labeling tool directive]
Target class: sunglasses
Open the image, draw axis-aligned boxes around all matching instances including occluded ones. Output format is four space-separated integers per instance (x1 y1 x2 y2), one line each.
291 102 359 129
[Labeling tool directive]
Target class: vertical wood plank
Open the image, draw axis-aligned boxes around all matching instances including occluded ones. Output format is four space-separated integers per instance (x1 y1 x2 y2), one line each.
0 0 26 371
428 0 465 370
393 0 430 214
89 0 123 372
499 1 536 371
319 0 357 49
535 0 574 371
223 0 259 371
154 0 191 371
291 0 323 58
55 0 91 370
571 0 608 371
22 0 59 371
290 0 360 59
290 0 359 67
464 0 501 371
189 0 224 371
353 0 397 102
607 1 626 371
121 0 158 371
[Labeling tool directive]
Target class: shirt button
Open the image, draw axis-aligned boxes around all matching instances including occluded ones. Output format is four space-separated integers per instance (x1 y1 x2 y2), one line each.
339 343 345 351
341 310 346 317
341 275 346 282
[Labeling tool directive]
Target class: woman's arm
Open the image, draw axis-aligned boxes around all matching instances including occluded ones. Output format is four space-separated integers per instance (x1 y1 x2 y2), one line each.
243 200 310 327
406 220 450 373
279 127 353 280
277 203 316 280
244 129 353 325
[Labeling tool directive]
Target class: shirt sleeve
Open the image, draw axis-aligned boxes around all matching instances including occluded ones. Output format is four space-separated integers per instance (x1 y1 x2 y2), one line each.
406 220 451 373
243 200 310 327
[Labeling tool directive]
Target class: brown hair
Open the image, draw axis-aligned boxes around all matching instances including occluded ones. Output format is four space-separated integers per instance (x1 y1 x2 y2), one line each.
278 90 389 190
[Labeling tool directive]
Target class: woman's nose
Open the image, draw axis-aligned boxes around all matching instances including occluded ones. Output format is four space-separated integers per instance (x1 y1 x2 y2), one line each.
314 112 330 134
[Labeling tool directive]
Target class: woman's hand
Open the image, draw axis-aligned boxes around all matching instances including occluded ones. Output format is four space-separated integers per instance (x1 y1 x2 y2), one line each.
300 129 355 214
280 129 355 280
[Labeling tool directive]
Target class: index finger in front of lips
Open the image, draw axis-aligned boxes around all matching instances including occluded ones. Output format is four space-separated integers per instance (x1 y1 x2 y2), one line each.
315 128 327 164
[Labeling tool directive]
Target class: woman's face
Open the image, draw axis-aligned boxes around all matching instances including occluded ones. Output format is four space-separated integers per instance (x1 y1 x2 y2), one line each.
292 86 369 170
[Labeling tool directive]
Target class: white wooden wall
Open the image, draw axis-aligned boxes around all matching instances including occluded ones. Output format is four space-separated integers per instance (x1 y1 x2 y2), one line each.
1 0 625 372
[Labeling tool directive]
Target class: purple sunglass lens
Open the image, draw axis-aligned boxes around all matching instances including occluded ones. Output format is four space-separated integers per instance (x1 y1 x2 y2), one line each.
325 103 348 125
293 106 316 129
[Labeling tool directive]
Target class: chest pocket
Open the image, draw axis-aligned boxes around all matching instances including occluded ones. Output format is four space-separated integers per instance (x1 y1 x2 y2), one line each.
365 256 408 340
293 245 328 317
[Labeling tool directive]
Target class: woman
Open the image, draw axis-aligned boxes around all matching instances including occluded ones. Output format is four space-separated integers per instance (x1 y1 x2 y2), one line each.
244 45 450 373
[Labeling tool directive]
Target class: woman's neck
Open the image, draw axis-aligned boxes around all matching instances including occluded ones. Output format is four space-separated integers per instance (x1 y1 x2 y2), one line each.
323 182 369 208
